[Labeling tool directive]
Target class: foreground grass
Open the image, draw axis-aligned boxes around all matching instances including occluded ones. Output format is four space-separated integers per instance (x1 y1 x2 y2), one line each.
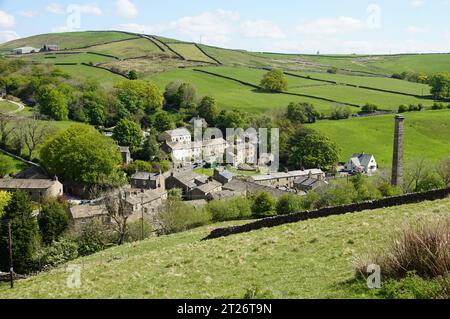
1 198 449 299
310 109 450 167
0 101 18 113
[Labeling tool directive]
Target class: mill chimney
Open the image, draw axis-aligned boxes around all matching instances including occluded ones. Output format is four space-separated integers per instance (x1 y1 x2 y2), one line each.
391 115 405 187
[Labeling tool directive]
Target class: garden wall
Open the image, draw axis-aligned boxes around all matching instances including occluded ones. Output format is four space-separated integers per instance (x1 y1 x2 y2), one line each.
203 187 450 240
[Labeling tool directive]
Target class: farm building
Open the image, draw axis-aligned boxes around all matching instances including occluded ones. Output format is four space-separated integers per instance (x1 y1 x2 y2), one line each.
345 153 378 175
130 171 165 190
189 180 222 200
165 170 207 195
250 169 325 189
294 173 328 192
43 44 59 51
12 47 39 54
158 128 192 144
0 177 63 202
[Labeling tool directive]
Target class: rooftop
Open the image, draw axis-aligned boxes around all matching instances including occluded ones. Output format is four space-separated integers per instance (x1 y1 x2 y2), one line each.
194 181 222 194
0 179 61 189
165 128 191 137
131 171 159 181
69 204 106 220
251 169 324 182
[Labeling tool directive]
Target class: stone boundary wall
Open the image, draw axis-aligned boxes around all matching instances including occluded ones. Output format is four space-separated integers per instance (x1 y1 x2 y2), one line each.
202 187 450 241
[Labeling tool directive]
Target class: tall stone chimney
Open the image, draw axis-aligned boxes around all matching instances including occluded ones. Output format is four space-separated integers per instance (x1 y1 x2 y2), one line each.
391 115 405 187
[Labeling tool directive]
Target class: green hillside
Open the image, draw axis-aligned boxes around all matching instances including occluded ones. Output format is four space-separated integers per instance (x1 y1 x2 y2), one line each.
1 198 448 299
80 38 166 59
0 31 136 51
310 109 450 166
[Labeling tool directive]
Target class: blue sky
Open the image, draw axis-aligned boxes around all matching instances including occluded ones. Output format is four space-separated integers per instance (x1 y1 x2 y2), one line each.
1 0 450 54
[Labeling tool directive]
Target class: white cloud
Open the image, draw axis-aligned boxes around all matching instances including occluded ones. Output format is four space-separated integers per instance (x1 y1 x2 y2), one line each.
409 0 425 7
296 16 368 35
241 20 285 39
19 11 39 18
0 11 16 28
46 3 65 15
0 30 19 43
406 25 431 33
116 0 138 19
79 4 103 16
118 9 240 46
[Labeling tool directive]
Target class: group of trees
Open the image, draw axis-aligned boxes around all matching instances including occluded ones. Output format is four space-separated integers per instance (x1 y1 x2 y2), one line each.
0 191 70 274
392 70 450 100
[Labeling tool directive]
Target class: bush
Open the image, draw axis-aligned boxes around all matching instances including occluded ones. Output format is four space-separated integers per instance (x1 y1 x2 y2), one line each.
398 105 408 113
415 173 445 192
126 219 154 242
330 105 351 120
155 200 211 235
251 192 276 218
377 272 449 299
361 103 378 113
432 103 444 110
316 183 357 208
260 69 288 92
207 197 252 222
354 216 449 280
327 67 338 74
38 200 71 245
276 194 304 215
35 238 79 270
74 220 115 257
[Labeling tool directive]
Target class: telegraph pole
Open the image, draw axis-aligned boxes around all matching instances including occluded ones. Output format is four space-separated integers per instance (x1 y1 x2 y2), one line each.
141 193 144 241
8 220 13 289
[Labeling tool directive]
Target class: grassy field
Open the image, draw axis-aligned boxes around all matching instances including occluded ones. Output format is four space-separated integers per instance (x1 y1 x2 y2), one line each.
0 154 28 175
15 52 116 64
55 64 125 88
149 68 344 115
292 71 431 96
310 109 450 167
0 31 136 51
1 197 448 299
0 101 18 113
166 43 217 64
81 38 165 59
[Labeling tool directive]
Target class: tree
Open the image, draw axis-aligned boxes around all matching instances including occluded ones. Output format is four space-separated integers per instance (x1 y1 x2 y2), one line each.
38 200 70 245
197 96 218 125
128 70 138 80
153 111 175 133
260 69 288 92
22 118 54 160
163 80 183 107
361 103 378 113
436 157 450 187
216 109 249 131
0 191 11 218
398 105 408 113
0 190 39 274
103 190 131 245
176 83 198 108
288 128 340 171
251 192 276 218
137 134 163 162
286 102 318 124
330 105 351 120
276 194 303 215
429 73 450 100
0 155 15 177
81 91 107 125
40 124 123 186
36 85 69 121
113 118 143 148
114 80 163 114
0 115 15 146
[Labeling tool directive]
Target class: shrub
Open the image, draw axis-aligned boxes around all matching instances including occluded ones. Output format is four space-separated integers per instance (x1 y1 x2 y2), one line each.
74 220 115 257
361 103 378 113
354 216 449 279
126 219 154 242
327 67 338 74
36 238 79 270
432 103 444 110
330 105 351 120
155 200 211 235
276 194 304 215
260 69 288 92
415 173 445 192
38 200 71 245
398 105 408 113
316 183 357 208
207 197 252 222
0 155 15 177
251 192 276 218
377 272 449 299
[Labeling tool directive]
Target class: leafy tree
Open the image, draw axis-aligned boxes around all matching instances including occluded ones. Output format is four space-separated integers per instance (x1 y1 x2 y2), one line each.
36 85 69 121
176 83 198 108
330 105 351 120
114 80 163 114
276 194 304 215
128 70 138 80
163 80 183 107
216 109 249 131
251 192 276 218
113 118 143 148
327 67 338 74
207 197 252 222
260 69 288 92
361 103 379 113
40 124 123 186
429 73 450 100
286 102 318 124
398 105 408 113
137 134 163 162
288 128 340 171
416 173 445 192
38 200 70 245
0 191 12 218
153 111 175 133
197 96 218 125
81 91 107 125
0 190 39 274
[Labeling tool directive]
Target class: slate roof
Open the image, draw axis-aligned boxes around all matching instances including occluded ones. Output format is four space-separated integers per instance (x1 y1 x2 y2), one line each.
0 179 60 190
131 172 158 181
193 181 222 194
69 204 106 220
251 169 324 182
165 128 191 137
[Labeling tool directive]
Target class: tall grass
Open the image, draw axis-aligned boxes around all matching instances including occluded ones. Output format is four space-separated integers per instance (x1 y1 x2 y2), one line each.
355 216 450 279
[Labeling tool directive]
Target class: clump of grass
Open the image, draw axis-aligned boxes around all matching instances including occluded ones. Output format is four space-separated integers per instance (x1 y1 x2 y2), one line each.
354 216 450 279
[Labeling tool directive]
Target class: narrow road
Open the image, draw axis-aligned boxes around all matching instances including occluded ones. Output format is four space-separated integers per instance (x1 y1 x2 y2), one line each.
0 98 25 114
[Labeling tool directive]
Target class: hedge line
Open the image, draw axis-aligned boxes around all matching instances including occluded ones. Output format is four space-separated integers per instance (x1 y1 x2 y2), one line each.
202 187 450 241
